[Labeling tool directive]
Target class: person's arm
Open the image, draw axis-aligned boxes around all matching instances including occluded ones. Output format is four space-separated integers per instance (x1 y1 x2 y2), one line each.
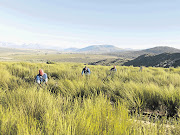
88 68 91 74
36 75 41 86
82 69 84 76
43 73 48 85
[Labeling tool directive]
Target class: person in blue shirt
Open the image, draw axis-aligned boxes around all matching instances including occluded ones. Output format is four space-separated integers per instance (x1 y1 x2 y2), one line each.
110 66 117 72
36 69 48 87
82 66 91 76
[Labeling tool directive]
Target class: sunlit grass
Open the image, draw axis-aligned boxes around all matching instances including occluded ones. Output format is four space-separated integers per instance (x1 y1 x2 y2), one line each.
0 62 180 134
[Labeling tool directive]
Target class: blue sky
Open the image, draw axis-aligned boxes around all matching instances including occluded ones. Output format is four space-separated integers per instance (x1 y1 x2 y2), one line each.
0 0 180 49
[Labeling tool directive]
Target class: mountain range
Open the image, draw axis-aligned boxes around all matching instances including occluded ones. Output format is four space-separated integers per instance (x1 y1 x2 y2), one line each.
1 41 180 60
0 42 62 51
1 41 180 68
0 42 131 53
65 46 180 56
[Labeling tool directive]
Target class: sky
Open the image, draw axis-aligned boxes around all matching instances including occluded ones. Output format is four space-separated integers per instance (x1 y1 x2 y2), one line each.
0 0 180 49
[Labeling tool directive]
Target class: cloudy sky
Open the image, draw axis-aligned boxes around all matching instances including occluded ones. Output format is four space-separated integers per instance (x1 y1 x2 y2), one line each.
0 0 180 49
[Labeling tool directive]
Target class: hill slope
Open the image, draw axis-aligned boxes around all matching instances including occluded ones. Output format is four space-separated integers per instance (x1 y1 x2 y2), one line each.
123 53 180 68
107 46 180 58
88 58 129 66
142 46 180 54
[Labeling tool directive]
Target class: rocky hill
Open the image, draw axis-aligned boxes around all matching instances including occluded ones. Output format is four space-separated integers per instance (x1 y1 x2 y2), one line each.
88 58 129 66
106 46 180 58
123 53 180 68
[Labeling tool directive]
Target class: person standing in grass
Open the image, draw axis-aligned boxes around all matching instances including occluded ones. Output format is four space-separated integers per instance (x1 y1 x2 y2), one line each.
139 66 143 72
110 66 117 72
36 69 48 87
82 66 91 76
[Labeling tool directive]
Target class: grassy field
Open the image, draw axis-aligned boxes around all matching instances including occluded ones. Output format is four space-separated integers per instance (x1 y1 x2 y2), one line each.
10 53 119 63
0 62 180 134
0 47 122 64
0 47 57 61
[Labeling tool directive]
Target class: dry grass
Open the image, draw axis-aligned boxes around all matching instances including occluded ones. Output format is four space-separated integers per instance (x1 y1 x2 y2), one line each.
0 62 180 134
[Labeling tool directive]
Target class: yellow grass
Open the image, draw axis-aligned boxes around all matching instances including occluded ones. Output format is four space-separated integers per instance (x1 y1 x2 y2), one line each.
0 62 180 134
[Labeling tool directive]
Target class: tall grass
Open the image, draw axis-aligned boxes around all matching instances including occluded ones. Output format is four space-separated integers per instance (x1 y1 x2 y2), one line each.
0 62 180 134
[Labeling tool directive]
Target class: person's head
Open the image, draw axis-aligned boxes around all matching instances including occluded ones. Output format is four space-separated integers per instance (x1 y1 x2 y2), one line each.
39 69 44 76
113 65 116 69
85 66 87 70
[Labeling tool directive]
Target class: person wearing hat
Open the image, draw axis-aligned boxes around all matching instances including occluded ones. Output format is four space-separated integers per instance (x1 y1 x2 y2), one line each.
82 66 91 76
36 69 48 87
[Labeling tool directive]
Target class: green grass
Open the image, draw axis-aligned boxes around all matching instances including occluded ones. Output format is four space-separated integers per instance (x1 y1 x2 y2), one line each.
0 62 180 134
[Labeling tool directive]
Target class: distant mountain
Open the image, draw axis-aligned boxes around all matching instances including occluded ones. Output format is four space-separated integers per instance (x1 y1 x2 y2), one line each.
1 41 179 57
0 42 123 53
21 43 62 50
123 53 180 68
73 45 126 54
63 48 79 52
0 41 19 48
0 41 62 51
0 41 134 53
107 46 180 59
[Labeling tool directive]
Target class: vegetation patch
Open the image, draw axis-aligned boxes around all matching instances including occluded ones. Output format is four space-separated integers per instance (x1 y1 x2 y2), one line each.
0 62 180 134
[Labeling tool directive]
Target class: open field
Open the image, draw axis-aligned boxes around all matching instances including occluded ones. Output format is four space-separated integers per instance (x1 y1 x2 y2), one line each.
0 62 180 134
5 53 119 63
0 47 57 61
0 47 123 63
